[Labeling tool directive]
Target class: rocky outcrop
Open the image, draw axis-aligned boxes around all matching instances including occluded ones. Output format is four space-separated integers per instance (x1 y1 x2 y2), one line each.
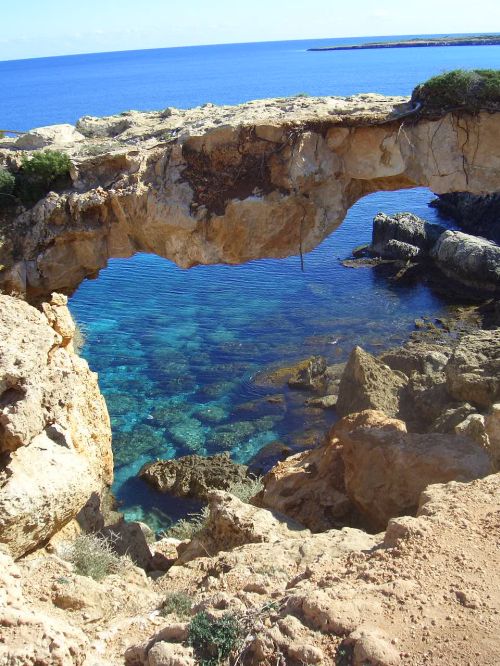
431 230 500 291
139 452 248 499
136 473 500 666
1 96 500 299
371 211 445 259
255 442 351 532
0 294 112 558
259 406 492 532
340 411 492 530
176 490 306 564
445 329 500 408
430 191 500 244
335 346 407 418
367 212 500 292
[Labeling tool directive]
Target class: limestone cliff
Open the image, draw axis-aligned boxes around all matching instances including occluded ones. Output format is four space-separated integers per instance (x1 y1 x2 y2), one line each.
0 294 112 558
1 94 500 299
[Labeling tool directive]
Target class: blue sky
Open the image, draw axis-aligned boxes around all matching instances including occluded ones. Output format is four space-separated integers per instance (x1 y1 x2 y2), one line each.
2 0 500 61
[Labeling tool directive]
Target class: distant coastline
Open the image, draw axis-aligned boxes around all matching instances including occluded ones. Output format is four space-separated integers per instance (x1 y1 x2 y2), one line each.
308 35 500 52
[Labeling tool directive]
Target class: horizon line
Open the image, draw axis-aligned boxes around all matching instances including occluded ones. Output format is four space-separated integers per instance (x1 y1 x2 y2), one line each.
1 30 498 64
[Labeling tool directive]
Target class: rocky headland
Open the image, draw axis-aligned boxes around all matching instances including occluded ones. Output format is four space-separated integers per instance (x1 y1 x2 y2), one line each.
0 93 499 664
308 35 500 51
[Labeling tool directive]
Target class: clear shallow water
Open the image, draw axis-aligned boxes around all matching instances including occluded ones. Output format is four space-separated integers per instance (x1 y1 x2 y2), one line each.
3 37 498 529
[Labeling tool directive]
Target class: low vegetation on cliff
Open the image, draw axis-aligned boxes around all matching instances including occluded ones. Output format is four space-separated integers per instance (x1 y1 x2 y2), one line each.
412 68 500 114
0 149 71 207
0 167 15 200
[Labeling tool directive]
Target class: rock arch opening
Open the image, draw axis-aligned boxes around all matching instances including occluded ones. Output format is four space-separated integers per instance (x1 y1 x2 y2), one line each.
68 185 461 529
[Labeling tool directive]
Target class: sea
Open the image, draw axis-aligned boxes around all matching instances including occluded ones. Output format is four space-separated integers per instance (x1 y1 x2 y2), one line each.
1 36 499 529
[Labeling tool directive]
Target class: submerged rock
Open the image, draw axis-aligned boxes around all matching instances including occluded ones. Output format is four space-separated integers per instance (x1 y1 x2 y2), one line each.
287 355 327 391
139 452 248 499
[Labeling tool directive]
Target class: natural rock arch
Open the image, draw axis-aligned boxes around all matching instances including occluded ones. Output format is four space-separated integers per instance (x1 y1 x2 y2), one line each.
1 94 500 300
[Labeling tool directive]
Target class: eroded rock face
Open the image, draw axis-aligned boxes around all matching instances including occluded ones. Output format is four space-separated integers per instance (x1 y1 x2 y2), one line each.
0 294 112 558
256 435 353 532
341 413 492 530
1 96 500 299
445 329 500 408
0 548 88 665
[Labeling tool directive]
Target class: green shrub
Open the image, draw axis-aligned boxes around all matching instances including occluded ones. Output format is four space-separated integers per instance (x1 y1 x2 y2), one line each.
72 322 87 354
188 611 241 666
412 69 500 114
228 476 263 503
16 149 71 205
0 168 15 204
60 534 128 581
163 506 209 541
160 592 193 619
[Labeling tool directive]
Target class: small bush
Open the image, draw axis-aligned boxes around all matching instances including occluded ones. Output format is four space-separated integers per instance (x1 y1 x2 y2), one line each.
59 534 127 581
160 592 193 619
412 69 500 114
163 506 209 541
72 322 87 354
228 476 263 503
0 167 15 203
188 611 241 666
16 149 71 205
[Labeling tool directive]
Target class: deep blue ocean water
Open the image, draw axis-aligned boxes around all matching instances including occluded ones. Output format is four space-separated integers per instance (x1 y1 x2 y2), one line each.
2 37 499 529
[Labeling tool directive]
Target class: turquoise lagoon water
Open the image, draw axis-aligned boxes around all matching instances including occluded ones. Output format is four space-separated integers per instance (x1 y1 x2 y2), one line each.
2 37 499 528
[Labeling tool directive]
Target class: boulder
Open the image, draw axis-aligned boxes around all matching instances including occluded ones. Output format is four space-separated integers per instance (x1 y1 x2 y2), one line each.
340 411 492 530
139 452 248 499
379 342 450 377
147 642 195 666
256 439 352 532
371 212 445 259
349 625 400 666
336 346 407 418
431 230 500 291
445 329 500 408
15 124 85 150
